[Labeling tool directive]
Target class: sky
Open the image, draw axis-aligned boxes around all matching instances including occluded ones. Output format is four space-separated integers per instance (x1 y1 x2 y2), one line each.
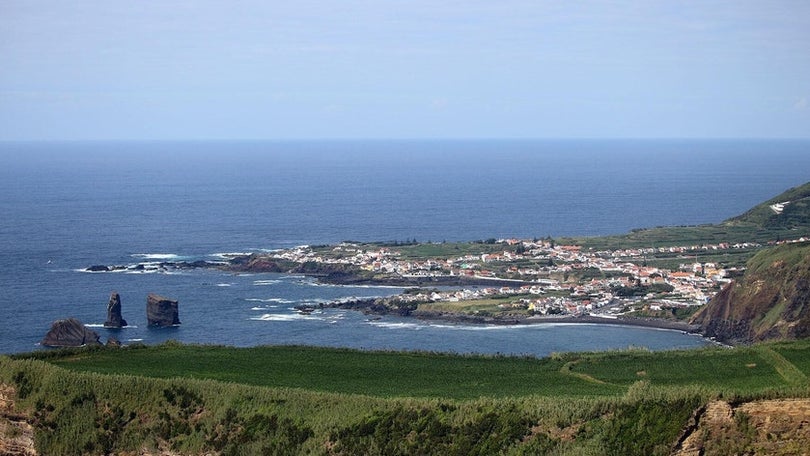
1 1 809 140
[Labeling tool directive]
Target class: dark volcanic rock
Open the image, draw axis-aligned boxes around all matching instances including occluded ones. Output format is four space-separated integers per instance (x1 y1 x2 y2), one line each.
146 293 180 327
106 336 121 347
103 291 128 328
86 265 111 272
41 318 101 347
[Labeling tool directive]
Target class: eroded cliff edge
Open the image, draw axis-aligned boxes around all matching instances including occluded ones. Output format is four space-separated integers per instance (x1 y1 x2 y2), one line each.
691 242 810 344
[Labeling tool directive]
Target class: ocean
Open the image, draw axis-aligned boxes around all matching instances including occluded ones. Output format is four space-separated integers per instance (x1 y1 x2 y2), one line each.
1 139 808 355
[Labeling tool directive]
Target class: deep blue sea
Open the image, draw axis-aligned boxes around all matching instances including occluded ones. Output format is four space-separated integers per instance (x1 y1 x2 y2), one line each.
1 139 808 355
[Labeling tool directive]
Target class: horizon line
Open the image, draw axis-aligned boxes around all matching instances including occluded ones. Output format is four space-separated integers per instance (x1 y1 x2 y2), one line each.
2 136 810 143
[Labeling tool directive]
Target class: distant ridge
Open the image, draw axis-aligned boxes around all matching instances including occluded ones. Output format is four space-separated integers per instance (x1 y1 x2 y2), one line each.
725 181 810 229
569 182 810 249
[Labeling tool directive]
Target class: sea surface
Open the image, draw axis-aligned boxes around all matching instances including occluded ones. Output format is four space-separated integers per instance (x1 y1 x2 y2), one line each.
1 139 808 355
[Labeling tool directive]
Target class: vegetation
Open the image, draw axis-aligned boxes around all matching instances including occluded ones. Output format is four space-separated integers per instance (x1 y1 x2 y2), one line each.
562 182 810 252
3 340 810 455
3 185 809 454
690 242 810 343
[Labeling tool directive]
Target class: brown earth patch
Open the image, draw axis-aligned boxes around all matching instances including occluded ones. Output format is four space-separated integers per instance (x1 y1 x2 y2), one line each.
0 383 37 456
672 399 810 456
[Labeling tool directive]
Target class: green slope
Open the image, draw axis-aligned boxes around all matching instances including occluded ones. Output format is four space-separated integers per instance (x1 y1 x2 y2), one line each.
561 182 810 251
727 181 810 228
3 341 810 455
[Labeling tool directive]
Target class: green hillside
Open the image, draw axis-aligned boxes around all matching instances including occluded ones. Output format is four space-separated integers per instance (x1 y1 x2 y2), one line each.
3 341 810 455
562 182 810 251
691 242 810 343
727 182 810 228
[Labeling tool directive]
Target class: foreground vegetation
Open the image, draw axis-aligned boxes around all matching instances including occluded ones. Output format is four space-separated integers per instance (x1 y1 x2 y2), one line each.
3 340 810 455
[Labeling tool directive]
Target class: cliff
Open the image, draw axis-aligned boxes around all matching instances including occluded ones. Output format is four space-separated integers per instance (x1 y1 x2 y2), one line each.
691 242 810 344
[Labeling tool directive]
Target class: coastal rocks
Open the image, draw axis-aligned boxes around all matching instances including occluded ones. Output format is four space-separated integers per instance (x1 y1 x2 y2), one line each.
103 292 128 328
41 318 101 347
146 293 180 327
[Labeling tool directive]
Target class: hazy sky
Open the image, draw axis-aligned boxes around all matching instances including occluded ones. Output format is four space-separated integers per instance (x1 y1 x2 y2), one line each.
2 1 809 140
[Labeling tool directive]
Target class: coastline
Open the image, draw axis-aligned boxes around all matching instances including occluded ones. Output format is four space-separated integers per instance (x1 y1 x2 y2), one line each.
304 298 703 334
86 257 706 336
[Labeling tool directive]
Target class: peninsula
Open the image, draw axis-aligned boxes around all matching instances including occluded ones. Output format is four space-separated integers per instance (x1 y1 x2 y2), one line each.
84 182 810 342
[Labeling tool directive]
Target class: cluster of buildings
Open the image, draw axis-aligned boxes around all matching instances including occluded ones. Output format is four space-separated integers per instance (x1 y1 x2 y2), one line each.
266 238 765 317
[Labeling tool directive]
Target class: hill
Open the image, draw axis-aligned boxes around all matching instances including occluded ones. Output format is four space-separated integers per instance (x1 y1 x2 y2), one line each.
726 181 810 229
563 182 810 251
690 242 810 344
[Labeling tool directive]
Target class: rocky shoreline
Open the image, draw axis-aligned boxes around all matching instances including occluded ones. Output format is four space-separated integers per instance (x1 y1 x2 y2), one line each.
86 255 702 335
298 297 702 333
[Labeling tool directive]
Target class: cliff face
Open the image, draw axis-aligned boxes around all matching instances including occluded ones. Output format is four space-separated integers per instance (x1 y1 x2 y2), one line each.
691 243 810 344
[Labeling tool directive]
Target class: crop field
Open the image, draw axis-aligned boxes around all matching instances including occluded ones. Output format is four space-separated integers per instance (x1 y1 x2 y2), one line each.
40 343 623 399
31 340 810 400
4 340 810 455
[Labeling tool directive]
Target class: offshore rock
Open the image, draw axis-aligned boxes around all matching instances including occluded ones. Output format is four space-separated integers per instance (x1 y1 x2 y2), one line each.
103 292 127 328
106 336 121 347
146 293 180 327
41 318 101 347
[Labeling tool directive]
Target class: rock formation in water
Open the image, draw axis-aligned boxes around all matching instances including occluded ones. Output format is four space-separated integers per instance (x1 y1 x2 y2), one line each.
41 318 101 347
103 292 128 328
146 293 181 327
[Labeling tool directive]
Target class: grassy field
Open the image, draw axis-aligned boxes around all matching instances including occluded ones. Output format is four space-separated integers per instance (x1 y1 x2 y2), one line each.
4 341 810 455
560 223 809 251
26 340 810 400
416 295 533 315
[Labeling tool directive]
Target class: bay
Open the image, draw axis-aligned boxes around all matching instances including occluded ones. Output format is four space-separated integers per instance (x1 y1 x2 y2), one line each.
1 139 808 355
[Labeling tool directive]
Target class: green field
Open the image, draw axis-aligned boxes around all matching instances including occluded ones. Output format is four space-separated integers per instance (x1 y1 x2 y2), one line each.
4 341 810 455
34 341 810 400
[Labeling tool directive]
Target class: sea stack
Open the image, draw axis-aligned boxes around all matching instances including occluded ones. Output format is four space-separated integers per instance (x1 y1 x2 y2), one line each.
146 293 181 327
103 291 128 328
41 318 102 347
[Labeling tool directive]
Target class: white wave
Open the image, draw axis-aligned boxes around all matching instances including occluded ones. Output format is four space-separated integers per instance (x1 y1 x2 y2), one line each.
210 252 254 259
84 323 106 328
250 306 279 310
127 338 144 342
250 313 312 322
253 279 281 286
245 297 296 304
427 323 529 331
301 281 402 291
280 275 307 279
131 253 183 260
215 283 233 287
368 321 423 330
124 269 161 274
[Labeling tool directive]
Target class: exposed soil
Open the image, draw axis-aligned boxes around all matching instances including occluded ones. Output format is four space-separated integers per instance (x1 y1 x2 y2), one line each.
672 399 810 456
0 384 36 456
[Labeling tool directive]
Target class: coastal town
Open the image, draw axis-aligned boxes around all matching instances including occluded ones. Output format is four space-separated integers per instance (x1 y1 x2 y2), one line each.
263 237 801 320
